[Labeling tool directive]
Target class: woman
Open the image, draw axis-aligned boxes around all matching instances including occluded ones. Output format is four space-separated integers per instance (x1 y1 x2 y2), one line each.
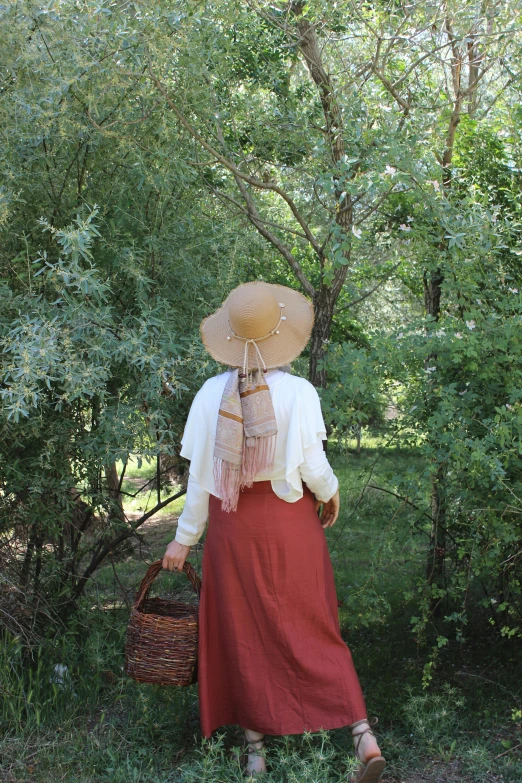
162 282 385 782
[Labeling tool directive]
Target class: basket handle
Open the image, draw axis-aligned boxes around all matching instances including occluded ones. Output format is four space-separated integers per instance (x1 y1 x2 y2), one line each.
133 559 202 610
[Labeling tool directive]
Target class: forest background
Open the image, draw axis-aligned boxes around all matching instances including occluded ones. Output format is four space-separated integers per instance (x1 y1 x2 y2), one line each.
1 1 522 781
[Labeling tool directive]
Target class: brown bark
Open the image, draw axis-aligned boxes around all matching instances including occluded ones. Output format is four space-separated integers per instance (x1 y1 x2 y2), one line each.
424 256 446 599
104 461 125 523
309 286 337 388
426 463 447 590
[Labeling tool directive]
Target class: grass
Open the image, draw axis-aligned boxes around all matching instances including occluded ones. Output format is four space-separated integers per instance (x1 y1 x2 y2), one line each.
117 456 186 519
1 438 522 782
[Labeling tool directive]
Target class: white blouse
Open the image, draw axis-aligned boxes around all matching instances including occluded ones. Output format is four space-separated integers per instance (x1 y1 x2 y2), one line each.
174 368 339 547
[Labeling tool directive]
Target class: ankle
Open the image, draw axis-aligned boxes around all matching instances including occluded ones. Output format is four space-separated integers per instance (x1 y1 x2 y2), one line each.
243 729 266 774
244 728 264 744
349 717 381 764
350 719 370 736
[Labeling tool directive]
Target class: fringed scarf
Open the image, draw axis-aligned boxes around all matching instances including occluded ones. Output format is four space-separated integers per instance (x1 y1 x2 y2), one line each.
213 367 277 512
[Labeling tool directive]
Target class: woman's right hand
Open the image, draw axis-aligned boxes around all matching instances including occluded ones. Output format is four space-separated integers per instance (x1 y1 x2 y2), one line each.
162 539 191 571
315 488 340 529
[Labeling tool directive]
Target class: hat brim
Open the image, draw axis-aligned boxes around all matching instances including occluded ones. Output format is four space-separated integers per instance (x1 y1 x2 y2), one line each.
200 281 315 369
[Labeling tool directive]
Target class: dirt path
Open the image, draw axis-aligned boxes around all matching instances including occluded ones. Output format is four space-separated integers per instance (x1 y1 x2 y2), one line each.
383 759 503 782
125 509 180 551
123 510 204 574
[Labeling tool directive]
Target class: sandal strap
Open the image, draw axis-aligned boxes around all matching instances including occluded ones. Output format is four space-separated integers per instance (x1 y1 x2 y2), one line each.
350 717 379 757
245 735 265 755
350 717 378 731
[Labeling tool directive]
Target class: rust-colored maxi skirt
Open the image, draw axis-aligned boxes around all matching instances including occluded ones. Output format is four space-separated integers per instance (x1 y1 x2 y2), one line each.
197 480 368 738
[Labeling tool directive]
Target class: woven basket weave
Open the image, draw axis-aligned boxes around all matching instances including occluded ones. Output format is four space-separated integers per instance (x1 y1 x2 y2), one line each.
125 559 201 686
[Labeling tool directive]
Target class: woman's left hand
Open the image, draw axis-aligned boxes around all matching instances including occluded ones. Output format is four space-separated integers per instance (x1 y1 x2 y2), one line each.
315 488 340 528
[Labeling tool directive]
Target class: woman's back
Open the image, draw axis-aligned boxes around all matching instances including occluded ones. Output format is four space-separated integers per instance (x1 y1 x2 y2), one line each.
181 367 330 494
174 367 338 546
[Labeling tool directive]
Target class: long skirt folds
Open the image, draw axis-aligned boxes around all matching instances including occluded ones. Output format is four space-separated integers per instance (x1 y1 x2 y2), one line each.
197 480 367 737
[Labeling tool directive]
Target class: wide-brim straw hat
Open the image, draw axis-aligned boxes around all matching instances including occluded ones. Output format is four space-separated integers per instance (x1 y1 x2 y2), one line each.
200 281 315 371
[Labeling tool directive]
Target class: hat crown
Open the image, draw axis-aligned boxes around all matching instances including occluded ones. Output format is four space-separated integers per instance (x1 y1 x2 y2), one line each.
228 286 280 340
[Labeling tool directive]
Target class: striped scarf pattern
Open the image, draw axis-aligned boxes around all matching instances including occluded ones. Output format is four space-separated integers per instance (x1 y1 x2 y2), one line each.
213 368 277 512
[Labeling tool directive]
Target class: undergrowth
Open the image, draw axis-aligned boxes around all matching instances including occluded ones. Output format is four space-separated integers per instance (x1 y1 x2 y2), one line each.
1 441 521 782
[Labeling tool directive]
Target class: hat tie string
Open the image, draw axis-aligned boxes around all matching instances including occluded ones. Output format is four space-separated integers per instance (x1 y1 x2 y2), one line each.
242 339 267 388
228 307 284 388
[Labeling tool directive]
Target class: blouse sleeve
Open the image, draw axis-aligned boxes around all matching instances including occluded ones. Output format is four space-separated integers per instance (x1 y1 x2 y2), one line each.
173 381 215 545
299 379 328 449
177 379 220 496
296 381 338 502
298 439 339 503
274 377 337 502
179 385 206 463
174 473 210 546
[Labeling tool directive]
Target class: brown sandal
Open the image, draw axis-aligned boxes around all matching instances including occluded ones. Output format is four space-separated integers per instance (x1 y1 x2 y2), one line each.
349 718 386 783
235 732 266 777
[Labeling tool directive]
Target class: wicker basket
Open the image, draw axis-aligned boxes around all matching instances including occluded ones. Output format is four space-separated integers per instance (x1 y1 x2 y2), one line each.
125 559 201 686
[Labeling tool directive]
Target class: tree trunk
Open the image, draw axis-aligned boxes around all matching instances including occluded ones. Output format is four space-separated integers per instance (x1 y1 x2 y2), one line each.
104 461 125 523
309 286 336 388
424 271 446 596
293 8 351 391
426 464 447 617
423 20 467 596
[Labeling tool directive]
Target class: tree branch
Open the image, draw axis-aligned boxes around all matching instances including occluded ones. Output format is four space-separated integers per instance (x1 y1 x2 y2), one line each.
336 261 401 311
145 55 321 273
72 488 187 602
205 182 312 242
372 68 410 113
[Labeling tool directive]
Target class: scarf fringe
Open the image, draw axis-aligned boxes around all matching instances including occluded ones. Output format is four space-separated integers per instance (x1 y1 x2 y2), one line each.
213 432 277 512
241 431 277 485
213 456 242 513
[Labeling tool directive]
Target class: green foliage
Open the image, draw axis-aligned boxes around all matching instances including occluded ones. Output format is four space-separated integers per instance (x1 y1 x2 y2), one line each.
180 730 359 782
0 0 285 641
375 263 522 652
319 341 388 443
403 684 464 749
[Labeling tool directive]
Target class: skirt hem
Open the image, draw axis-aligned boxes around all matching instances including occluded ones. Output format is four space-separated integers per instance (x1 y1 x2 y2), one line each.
201 712 368 739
